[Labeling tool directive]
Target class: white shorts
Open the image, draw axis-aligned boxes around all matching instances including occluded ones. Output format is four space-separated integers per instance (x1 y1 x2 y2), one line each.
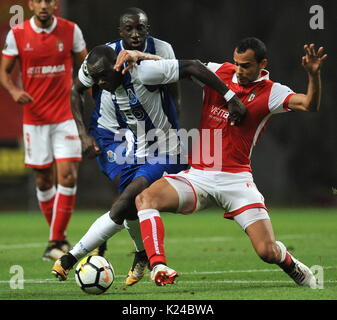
164 167 269 229
23 119 82 168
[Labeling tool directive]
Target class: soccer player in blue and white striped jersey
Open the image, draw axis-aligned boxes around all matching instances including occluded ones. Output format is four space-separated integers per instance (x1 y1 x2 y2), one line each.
52 42 246 285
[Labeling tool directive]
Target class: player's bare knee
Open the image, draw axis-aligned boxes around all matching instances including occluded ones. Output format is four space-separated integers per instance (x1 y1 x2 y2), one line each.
34 170 54 190
135 189 160 211
58 171 77 187
256 242 279 264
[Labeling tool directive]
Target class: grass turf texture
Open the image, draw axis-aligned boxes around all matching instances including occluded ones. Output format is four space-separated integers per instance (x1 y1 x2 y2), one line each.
0 208 336 300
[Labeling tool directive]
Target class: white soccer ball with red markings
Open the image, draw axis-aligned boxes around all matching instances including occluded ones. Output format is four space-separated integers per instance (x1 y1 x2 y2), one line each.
75 255 114 295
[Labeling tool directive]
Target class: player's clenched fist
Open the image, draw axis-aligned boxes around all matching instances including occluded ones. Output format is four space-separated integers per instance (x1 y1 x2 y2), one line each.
81 134 101 159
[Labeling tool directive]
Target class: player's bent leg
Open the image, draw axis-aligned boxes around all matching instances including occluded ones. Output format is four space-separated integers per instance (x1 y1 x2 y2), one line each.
135 178 183 286
109 176 150 224
108 177 151 286
51 211 124 281
135 177 180 212
240 209 316 288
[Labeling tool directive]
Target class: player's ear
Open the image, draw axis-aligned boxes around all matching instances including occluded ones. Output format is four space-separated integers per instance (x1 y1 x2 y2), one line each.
28 0 34 11
260 58 268 69
53 0 58 10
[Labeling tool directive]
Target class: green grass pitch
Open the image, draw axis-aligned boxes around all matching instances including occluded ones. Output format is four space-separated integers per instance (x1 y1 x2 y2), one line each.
0 208 336 300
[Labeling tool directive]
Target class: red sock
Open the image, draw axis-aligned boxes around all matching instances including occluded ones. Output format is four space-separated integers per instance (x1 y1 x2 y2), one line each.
39 196 55 226
278 252 295 272
36 187 56 226
50 185 76 241
138 209 166 268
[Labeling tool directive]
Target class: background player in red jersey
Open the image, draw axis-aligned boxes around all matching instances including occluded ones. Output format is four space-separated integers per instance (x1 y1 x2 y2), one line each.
0 0 88 260
130 38 327 286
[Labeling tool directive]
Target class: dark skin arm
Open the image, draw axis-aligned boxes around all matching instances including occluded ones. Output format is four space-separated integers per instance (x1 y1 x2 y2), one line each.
114 51 246 125
71 78 101 158
179 59 246 125
166 82 181 117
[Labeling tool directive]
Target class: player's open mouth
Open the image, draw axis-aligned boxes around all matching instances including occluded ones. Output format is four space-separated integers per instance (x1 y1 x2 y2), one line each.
131 41 141 47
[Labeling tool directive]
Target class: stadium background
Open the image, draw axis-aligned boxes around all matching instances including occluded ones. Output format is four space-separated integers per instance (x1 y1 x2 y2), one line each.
0 0 336 211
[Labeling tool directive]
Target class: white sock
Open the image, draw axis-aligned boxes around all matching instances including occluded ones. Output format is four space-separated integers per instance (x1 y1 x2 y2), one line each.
70 212 124 260
275 240 287 263
138 209 161 222
36 186 56 202
57 184 77 195
124 219 145 252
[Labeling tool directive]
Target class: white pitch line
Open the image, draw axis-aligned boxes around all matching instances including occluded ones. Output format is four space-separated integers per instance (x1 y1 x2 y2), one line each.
182 266 337 275
0 279 336 285
0 234 315 250
0 266 335 285
0 242 46 249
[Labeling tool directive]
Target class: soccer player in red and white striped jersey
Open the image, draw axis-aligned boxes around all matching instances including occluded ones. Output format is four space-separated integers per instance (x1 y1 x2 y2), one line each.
134 38 327 287
0 0 87 260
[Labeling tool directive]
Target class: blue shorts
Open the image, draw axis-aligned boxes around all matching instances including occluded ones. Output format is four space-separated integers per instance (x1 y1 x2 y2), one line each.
118 155 188 193
90 127 188 194
90 127 128 181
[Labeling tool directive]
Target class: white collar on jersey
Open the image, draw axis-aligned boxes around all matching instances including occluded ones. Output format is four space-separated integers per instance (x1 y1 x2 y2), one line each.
232 69 270 84
30 15 57 34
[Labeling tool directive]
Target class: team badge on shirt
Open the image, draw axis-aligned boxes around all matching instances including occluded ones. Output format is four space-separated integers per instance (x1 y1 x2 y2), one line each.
248 91 256 102
106 150 117 163
127 88 139 105
24 43 33 51
57 40 64 52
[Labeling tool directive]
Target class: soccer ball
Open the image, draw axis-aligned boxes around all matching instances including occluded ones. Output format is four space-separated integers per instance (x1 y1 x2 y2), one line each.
75 255 115 295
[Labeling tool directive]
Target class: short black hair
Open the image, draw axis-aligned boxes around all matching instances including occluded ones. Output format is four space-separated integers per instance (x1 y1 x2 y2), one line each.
235 37 267 63
86 45 117 67
120 7 148 23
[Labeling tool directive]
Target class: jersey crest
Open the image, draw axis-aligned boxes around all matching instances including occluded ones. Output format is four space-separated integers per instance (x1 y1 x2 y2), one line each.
127 88 139 105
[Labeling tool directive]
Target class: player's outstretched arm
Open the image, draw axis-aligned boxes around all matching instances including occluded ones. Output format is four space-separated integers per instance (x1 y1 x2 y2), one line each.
179 60 246 125
71 78 101 158
287 44 327 112
114 50 162 74
0 56 34 104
